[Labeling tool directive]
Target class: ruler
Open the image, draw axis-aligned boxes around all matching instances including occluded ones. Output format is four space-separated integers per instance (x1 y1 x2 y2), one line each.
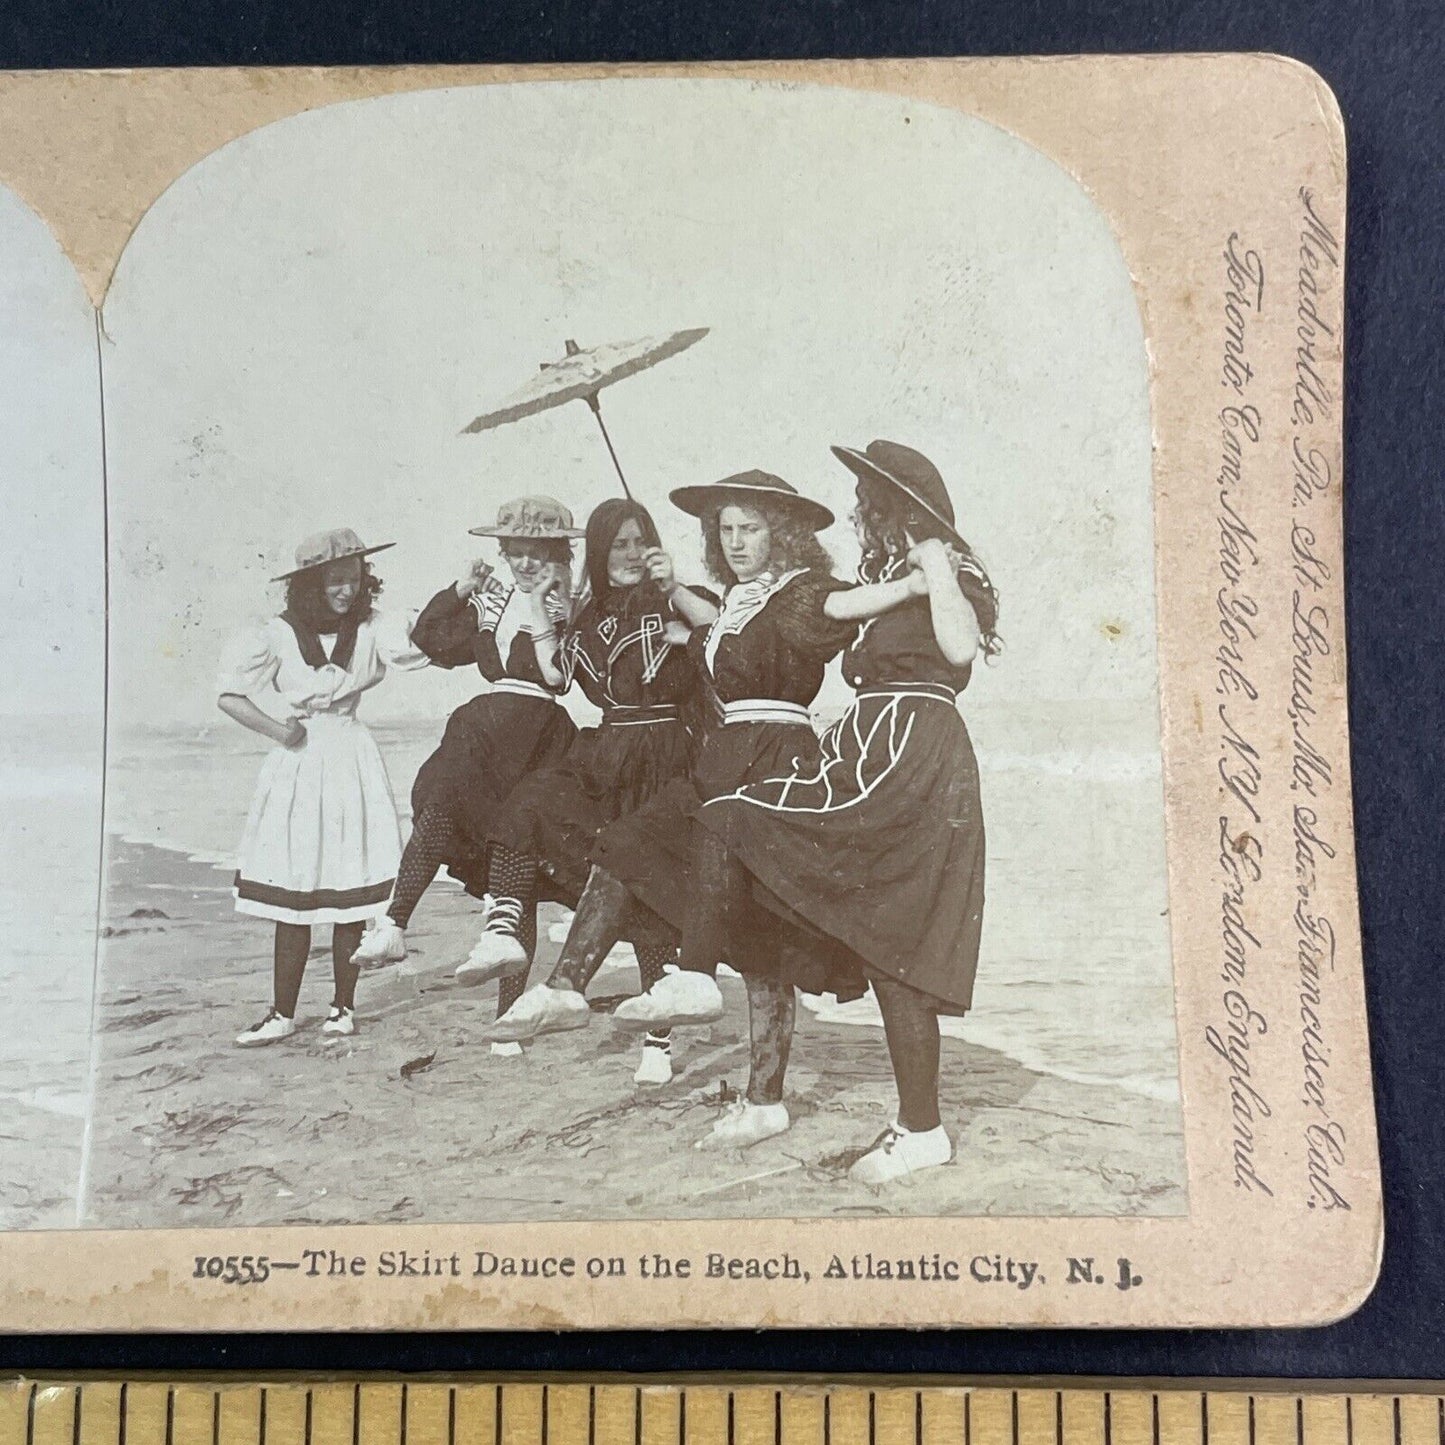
2 1383 1442 1445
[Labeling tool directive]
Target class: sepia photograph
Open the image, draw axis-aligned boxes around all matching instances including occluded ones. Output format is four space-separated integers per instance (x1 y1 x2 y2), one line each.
0 58 1375 1330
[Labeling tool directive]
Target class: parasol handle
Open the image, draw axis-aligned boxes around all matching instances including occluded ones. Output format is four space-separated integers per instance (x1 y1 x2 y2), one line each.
583 390 634 501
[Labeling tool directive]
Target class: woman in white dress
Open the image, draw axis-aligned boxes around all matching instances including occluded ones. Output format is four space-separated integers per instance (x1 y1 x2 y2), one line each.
217 528 430 1047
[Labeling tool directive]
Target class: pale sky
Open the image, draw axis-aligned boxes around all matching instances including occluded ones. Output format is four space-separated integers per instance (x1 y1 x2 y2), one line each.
0 189 105 720
93 77 1156 730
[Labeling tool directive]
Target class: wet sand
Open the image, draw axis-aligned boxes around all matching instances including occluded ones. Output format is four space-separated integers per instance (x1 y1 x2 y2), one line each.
80 838 1186 1227
0 1102 81 1229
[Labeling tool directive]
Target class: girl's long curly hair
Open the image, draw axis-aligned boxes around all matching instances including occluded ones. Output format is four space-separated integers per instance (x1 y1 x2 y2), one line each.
700 497 833 587
853 477 1002 658
284 561 383 632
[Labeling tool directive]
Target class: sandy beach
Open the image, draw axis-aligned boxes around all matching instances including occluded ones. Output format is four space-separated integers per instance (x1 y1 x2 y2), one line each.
80 836 1186 1227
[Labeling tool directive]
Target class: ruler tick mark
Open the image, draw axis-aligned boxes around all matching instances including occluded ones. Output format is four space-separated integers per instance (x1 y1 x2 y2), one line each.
634 1390 642 1445
1104 1393 1112 1445
1055 1393 1063 1445
305 1393 313 1445
1347 1397 1354 1445
72 1385 82 1445
588 1389 596 1445
1151 1394 1160 1445
1248 1396 1255 1445
727 1395 735 1445
916 1392 924 1445
400 1386 408 1445
1393 1399 1401 1445
775 1391 782 1445
119 1384 128 1445
211 1392 219 1445
495 1386 503 1445
260 1388 268 1445
446 1391 454 1445
541 1387 548 1445
678 1391 686 1445
165 1392 175 1445
25 1381 36 1445
353 1383 362 1445
823 1395 831 1445
964 1393 971 1445
869 1393 876 1445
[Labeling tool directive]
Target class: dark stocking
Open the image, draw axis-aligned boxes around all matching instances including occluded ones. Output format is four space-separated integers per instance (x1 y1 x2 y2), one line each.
272 922 310 1018
744 975 795 1105
388 803 460 928
679 828 749 977
494 899 538 1019
332 921 364 1011
485 844 539 939
547 866 630 992
633 936 675 1047
871 975 942 1132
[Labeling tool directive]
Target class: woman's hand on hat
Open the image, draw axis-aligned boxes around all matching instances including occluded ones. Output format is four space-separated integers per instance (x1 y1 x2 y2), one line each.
907 538 955 585
455 558 495 600
643 547 677 595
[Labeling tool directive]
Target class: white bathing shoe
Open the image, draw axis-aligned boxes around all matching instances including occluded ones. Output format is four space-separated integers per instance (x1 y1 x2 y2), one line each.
612 970 726 1029
455 899 529 985
848 1122 952 1184
632 1035 674 1085
353 919 406 965
234 1009 296 1048
694 1100 790 1150
321 1005 355 1037
486 984 589 1042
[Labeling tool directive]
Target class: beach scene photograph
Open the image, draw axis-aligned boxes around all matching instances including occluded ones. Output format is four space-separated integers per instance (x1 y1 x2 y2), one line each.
3 78 1184 1229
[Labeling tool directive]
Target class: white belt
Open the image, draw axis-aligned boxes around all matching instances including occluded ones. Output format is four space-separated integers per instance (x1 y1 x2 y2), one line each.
722 699 811 726
491 677 556 702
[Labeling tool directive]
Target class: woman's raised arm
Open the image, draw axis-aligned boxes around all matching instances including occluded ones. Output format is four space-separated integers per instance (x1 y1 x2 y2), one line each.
823 569 927 622
910 539 981 667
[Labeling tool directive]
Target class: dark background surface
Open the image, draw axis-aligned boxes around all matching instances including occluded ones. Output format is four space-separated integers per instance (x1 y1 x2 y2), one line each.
1 0 1441 1382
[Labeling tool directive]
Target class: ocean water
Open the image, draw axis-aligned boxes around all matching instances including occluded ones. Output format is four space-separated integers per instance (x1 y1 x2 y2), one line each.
0 714 104 1142
104 705 1182 1103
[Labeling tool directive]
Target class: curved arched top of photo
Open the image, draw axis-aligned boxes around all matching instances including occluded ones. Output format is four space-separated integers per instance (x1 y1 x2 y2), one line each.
99 77 1156 732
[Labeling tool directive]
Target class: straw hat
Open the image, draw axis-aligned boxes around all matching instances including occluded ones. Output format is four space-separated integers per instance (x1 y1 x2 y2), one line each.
273 528 394 581
470 495 585 539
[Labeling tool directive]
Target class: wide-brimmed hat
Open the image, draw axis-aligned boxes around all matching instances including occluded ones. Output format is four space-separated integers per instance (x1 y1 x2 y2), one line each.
669 470 834 532
830 440 965 547
273 528 394 581
470 495 585 540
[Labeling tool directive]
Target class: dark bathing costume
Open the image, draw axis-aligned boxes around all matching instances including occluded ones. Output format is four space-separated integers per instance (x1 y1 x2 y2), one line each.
699 554 989 1015
483 500 717 986
594 564 855 976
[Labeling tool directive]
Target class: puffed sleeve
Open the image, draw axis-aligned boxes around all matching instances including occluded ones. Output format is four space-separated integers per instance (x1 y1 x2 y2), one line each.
411 585 485 669
373 609 433 673
216 622 280 698
773 570 856 660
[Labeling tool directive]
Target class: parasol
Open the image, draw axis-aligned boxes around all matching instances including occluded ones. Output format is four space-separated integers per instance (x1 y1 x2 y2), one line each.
461 329 709 499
